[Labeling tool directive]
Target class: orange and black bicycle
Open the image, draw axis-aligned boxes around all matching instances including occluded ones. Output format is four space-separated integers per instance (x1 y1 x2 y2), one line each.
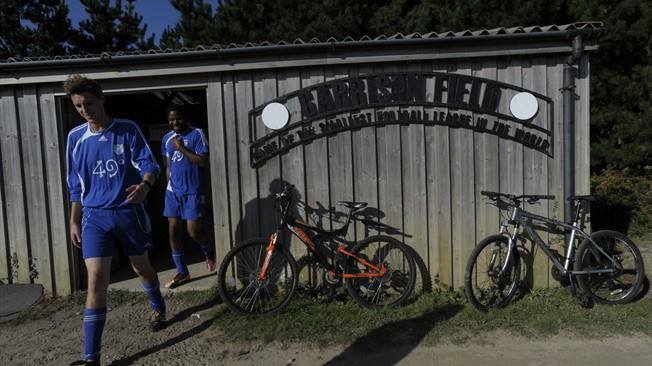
217 185 417 315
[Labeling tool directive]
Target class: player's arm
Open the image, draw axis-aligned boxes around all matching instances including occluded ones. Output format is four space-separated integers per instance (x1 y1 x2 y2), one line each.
166 156 171 183
173 136 208 167
161 137 170 183
66 132 83 248
126 125 159 203
69 202 82 248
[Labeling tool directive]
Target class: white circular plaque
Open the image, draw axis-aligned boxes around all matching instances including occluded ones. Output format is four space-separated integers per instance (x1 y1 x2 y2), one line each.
261 102 289 130
509 92 538 120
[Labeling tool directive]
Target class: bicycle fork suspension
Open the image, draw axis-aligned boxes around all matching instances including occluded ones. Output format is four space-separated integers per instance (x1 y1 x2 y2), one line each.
496 207 521 275
258 233 278 280
500 224 520 275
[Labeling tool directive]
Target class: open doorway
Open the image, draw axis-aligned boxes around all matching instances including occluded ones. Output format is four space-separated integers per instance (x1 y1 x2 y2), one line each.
58 88 214 287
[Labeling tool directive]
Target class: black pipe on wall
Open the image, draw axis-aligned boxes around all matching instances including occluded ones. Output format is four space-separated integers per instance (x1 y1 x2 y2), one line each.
563 35 584 226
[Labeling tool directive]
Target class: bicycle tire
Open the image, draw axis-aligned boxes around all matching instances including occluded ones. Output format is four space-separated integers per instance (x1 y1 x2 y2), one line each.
344 235 417 308
464 234 521 311
217 238 298 315
574 230 645 305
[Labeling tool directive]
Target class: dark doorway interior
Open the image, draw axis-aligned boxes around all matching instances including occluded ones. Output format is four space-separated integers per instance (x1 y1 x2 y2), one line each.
58 88 212 286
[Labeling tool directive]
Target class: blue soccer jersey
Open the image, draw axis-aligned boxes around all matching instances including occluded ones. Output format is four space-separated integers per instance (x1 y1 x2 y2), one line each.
161 127 209 195
67 118 160 208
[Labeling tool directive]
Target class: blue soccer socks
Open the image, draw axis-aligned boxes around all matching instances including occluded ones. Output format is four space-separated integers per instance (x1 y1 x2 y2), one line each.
171 249 189 275
82 307 107 362
142 279 166 313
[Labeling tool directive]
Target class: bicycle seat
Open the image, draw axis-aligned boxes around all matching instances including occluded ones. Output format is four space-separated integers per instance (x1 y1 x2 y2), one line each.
337 201 368 212
567 195 599 202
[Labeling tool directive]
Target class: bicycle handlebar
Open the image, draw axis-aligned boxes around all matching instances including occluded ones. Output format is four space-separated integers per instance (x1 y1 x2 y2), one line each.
274 184 295 200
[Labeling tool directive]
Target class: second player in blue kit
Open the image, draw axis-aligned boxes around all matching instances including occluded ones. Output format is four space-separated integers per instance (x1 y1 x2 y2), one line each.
161 105 216 288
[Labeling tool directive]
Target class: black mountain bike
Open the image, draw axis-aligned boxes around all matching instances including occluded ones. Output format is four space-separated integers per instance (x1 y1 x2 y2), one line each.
217 185 417 315
465 191 645 311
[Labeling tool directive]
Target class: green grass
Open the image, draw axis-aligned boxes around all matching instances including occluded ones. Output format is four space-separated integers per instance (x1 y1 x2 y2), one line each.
175 287 652 346
168 286 219 304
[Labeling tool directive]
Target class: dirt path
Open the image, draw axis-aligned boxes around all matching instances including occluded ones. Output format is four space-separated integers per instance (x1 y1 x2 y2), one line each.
1 296 650 366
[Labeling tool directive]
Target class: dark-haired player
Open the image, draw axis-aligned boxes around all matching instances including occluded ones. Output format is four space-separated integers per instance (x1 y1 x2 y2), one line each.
161 105 215 289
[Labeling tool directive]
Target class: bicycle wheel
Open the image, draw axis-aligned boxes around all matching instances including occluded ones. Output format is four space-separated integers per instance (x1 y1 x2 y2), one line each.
217 238 298 315
574 230 645 304
464 235 520 311
345 236 416 308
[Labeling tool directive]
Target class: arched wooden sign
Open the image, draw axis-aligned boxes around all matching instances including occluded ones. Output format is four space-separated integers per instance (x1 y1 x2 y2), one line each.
249 72 553 167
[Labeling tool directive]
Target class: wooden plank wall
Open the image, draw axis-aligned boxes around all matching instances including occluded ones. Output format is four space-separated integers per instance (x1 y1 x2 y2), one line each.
277 68 307 257
208 56 589 289
0 90 12 282
1 88 31 284
427 61 453 287
0 85 72 294
0 54 593 294
39 87 74 295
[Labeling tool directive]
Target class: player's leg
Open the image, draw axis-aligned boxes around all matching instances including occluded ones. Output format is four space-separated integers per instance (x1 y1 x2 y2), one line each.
75 208 114 365
187 218 216 272
164 190 191 288
166 217 191 288
117 204 167 331
81 257 112 364
183 194 216 272
129 252 166 331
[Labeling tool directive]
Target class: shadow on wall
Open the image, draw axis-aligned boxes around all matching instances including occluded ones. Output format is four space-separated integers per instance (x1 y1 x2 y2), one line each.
234 178 432 294
233 178 302 246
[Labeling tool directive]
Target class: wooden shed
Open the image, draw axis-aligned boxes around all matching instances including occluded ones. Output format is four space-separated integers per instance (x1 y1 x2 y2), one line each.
0 22 602 295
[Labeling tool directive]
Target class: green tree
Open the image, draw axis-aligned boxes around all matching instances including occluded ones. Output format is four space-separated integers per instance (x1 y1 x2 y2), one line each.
72 0 154 54
25 0 75 57
0 0 73 59
0 1 31 59
369 0 574 36
162 0 394 47
576 0 652 173
211 0 391 43
160 0 217 48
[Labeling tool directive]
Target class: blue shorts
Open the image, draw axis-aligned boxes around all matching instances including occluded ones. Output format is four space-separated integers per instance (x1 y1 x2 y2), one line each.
163 191 204 221
81 205 153 259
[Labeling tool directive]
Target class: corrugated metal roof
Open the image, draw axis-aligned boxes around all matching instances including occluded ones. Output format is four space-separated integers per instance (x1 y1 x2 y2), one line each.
1 22 603 65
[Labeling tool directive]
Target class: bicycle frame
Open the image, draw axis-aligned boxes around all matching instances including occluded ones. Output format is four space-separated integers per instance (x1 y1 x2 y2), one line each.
258 193 387 280
501 205 618 276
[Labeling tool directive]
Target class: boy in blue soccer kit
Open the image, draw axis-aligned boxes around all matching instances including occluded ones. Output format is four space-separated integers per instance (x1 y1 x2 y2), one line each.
65 75 166 366
161 105 216 288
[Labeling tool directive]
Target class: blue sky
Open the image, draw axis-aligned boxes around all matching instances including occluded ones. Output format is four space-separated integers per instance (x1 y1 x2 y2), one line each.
65 0 220 41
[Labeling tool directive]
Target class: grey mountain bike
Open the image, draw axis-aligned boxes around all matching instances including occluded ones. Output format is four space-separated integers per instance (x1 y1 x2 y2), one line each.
465 191 645 311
